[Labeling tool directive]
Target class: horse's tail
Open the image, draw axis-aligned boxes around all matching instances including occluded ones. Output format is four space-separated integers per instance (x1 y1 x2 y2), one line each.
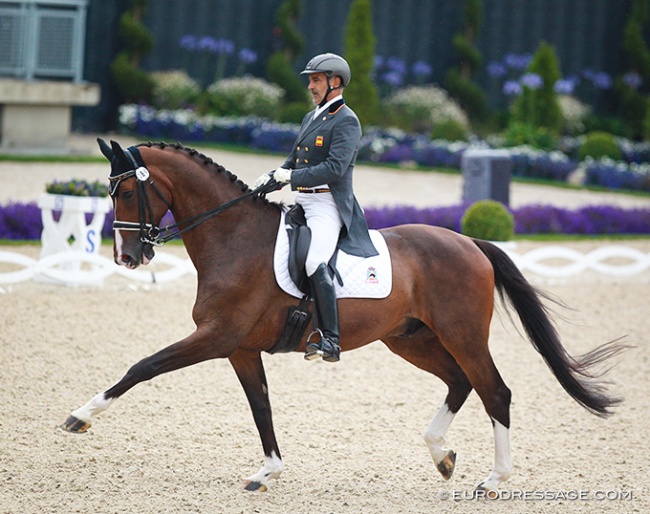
472 238 630 418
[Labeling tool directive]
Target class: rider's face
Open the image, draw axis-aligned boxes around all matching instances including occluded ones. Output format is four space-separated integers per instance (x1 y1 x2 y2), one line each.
307 73 341 105
307 73 328 105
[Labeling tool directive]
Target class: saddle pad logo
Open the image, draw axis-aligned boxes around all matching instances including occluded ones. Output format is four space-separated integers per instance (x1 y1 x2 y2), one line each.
365 266 378 284
315 136 323 146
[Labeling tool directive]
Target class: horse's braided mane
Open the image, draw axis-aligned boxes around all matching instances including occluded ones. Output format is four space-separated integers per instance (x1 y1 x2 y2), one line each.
138 141 275 206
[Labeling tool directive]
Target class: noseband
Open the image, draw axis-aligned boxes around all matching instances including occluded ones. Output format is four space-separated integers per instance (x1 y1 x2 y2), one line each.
109 147 280 246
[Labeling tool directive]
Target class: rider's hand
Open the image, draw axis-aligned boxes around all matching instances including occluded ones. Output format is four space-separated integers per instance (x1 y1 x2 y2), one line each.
274 167 292 184
252 173 272 190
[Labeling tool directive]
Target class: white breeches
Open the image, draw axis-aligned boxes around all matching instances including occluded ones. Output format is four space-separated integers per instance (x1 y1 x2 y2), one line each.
296 192 343 276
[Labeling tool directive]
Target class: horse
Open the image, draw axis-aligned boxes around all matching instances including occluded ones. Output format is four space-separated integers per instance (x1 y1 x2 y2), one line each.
61 139 628 493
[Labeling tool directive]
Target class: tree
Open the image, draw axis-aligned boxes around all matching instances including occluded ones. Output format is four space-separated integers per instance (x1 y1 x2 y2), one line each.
266 0 307 106
444 0 487 122
512 41 563 134
343 0 380 126
110 0 155 104
618 0 650 139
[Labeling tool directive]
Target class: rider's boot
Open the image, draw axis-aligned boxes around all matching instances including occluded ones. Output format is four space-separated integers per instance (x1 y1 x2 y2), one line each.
304 263 341 363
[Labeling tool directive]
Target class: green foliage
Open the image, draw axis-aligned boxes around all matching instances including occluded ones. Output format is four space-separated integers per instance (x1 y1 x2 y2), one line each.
461 200 514 241
502 122 557 150
578 131 622 161
202 77 284 119
45 179 108 197
150 70 200 109
266 0 305 106
511 41 563 134
430 119 468 142
444 0 486 121
280 102 310 123
276 0 303 59
267 52 307 105
110 52 154 104
623 0 650 77
110 0 155 104
343 0 380 126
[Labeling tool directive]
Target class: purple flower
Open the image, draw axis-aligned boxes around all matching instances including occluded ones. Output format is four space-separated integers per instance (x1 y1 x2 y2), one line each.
215 38 235 54
487 61 507 78
412 60 432 77
520 72 543 90
554 78 575 95
197 36 218 52
502 80 522 96
374 55 385 70
386 56 407 75
382 71 404 87
504 53 532 70
583 69 612 90
179 34 198 51
623 72 642 89
238 48 258 64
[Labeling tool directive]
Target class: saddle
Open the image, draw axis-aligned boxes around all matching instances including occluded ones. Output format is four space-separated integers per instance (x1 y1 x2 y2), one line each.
268 204 341 354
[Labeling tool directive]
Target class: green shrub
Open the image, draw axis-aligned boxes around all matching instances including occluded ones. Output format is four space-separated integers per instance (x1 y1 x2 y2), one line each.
502 122 557 150
461 200 514 241
430 119 468 142
203 77 284 119
511 41 563 134
150 70 200 109
266 52 306 104
382 85 469 134
280 101 310 123
578 131 622 161
343 0 380 126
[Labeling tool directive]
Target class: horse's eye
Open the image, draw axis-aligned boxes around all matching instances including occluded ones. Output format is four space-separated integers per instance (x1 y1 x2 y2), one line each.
123 190 134 200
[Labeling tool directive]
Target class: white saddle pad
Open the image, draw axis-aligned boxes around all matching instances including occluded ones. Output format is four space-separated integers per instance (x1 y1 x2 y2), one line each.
273 210 392 299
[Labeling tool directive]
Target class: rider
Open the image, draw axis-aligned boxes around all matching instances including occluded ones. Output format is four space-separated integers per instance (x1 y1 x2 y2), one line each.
253 52 378 363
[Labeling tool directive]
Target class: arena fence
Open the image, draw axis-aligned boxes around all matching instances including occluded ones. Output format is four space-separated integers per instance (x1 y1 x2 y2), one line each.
1 244 649 288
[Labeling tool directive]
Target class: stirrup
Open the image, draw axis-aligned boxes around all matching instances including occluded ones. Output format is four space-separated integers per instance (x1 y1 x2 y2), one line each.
304 329 340 362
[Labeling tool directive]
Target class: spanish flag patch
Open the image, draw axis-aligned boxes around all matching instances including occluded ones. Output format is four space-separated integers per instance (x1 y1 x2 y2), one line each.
315 136 323 146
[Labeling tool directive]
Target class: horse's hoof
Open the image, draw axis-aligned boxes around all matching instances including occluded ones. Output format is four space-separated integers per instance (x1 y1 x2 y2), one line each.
475 482 499 499
243 480 268 492
435 450 456 480
59 415 91 433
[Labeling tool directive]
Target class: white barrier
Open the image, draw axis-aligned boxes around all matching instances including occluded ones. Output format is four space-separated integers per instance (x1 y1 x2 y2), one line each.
0 245 649 288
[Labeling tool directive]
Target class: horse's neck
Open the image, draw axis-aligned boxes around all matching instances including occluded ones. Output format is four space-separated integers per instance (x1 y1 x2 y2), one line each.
166 162 280 270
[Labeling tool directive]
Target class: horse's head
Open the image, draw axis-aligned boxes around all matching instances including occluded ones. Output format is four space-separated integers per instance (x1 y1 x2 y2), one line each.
98 138 171 269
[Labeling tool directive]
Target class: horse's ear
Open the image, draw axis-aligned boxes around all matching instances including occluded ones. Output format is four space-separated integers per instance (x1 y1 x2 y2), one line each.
110 139 129 165
97 138 114 161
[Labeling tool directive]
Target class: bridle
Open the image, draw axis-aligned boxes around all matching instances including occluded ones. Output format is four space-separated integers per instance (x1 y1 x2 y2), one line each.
109 147 278 246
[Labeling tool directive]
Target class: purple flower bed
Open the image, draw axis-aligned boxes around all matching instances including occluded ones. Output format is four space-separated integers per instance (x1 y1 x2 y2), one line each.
1 201 649 240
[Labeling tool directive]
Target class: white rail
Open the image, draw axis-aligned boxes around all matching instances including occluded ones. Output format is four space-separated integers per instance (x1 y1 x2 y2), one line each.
0 245 649 287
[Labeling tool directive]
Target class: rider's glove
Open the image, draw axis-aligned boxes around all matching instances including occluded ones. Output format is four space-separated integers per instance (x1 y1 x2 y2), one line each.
252 173 272 190
274 167 292 184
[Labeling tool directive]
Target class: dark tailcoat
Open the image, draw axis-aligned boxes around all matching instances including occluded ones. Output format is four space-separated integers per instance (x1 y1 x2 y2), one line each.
282 100 378 257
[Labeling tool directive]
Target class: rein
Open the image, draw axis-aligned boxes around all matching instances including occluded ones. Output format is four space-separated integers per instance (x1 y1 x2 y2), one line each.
110 150 279 246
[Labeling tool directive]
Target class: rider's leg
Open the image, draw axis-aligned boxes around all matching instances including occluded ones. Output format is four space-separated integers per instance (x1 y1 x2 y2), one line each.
306 262 340 362
297 193 343 362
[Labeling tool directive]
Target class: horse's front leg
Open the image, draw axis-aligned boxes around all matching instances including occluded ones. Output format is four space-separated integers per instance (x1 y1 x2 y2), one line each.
228 348 283 492
60 327 229 433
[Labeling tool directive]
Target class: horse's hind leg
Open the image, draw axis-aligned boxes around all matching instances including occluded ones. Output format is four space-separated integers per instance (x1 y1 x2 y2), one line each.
383 333 473 481
228 348 283 492
61 327 229 433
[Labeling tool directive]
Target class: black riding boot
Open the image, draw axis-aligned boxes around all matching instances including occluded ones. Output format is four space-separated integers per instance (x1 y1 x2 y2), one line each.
305 263 341 363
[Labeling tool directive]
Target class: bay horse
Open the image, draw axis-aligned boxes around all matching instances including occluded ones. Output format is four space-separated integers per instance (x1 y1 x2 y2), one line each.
61 139 628 493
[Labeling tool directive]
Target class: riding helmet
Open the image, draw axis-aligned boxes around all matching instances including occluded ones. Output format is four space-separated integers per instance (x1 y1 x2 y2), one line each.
300 53 351 87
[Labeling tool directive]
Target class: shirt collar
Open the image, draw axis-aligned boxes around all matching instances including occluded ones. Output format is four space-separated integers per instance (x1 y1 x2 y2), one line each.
313 94 343 120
